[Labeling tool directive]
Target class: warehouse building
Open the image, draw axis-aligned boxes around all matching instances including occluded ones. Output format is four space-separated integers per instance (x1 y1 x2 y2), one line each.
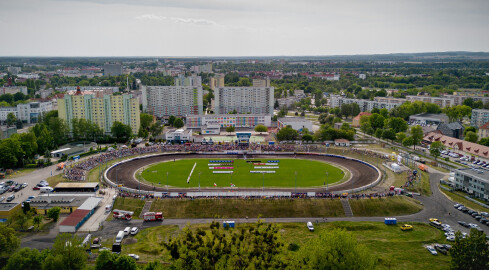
58 197 102 233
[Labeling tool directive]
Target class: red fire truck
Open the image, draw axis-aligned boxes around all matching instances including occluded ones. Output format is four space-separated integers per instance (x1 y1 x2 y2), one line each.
112 209 133 221
143 212 164 221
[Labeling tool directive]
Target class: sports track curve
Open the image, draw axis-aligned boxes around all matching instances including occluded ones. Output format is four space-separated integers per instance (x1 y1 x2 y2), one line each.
105 153 380 193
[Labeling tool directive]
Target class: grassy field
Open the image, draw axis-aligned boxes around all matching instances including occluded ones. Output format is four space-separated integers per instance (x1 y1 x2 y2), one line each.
349 196 423 216
149 198 346 218
140 158 345 188
439 185 489 213
105 221 450 269
111 197 146 219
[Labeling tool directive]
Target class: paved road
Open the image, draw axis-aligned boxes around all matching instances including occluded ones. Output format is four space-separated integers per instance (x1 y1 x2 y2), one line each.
18 153 488 250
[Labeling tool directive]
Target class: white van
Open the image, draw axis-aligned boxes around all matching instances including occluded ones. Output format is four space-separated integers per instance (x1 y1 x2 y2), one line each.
115 231 125 243
307 222 314 231
124 227 131 236
105 204 112 212
40 187 53 193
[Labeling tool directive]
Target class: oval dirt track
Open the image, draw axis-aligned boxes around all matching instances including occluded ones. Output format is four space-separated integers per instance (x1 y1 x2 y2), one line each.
106 153 380 193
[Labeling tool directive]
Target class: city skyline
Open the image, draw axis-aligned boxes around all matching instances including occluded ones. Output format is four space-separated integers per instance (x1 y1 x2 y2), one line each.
1 0 488 57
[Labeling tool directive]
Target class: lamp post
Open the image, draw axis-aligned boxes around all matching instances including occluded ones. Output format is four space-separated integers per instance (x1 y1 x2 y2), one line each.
326 172 329 193
294 171 297 194
166 172 169 192
198 171 201 192
262 172 265 192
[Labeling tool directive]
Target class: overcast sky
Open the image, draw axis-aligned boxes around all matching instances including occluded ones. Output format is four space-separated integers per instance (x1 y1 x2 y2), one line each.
1 0 488 57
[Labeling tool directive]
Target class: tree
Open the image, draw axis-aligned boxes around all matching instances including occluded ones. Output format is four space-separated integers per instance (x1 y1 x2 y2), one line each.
298 229 375 269
140 113 153 130
4 247 42 270
410 125 424 150
225 126 235 134
465 131 478 143
44 233 87 270
451 229 489 270
33 215 43 231
173 118 184 129
402 136 415 148
384 117 409 133
0 138 23 168
114 255 138 270
149 121 163 138
163 221 287 269
0 223 20 257
6 112 16 127
95 250 118 270
138 127 149 138
382 129 396 142
395 132 407 143
15 119 23 129
374 128 383 139
254 124 268 134
111 121 132 141
430 141 444 160
277 125 299 141
47 117 68 146
480 137 489 147
47 206 61 222
168 115 176 126
369 113 385 130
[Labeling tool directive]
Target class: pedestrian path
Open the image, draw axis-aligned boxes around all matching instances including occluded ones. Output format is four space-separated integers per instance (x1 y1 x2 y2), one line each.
341 199 354 217
139 200 153 218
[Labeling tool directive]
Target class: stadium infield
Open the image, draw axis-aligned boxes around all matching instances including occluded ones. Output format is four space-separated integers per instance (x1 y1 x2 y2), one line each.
140 158 345 188
105 153 380 193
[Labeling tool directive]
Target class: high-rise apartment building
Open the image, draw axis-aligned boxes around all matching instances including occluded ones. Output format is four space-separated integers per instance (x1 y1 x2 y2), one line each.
214 87 274 116
58 89 140 135
209 74 225 90
142 86 203 118
471 109 489 128
103 63 123 76
0 101 53 124
252 78 270 87
174 75 202 87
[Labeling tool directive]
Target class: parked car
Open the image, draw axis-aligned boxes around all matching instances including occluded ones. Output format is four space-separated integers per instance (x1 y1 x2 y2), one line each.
0 196 4 202
6 195 15 202
130 227 138 235
426 246 438 255
429 218 440 223
446 236 456 242
307 222 314 231
123 227 131 236
401 224 413 231
128 254 139 260
434 244 448 255
458 221 467 227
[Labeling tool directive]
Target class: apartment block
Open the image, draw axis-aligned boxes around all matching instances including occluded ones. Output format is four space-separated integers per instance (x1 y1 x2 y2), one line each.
142 85 203 118
405 96 454 108
214 87 274 116
103 63 122 76
174 75 202 87
209 74 225 90
471 109 489 128
186 114 271 129
0 101 53 124
58 90 140 135
454 168 489 201
252 78 270 87
329 95 405 112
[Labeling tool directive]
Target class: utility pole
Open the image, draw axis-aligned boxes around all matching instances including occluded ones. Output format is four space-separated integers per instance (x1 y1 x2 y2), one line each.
326 172 329 193
166 172 169 192
294 171 297 194
198 171 201 192
262 172 265 192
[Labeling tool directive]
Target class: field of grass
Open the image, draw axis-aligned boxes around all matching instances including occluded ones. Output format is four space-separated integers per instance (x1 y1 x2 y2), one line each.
107 221 450 269
140 158 345 188
149 198 346 218
439 185 489 213
349 196 423 216
111 197 146 219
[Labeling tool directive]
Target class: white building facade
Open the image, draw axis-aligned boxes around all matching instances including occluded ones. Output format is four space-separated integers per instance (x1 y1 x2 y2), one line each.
142 86 203 118
0 101 53 124
214 87 274 116
471 109 489 128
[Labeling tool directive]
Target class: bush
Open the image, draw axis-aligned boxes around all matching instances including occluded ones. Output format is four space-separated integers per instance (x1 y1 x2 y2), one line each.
288 243 300 251
24 164 38 169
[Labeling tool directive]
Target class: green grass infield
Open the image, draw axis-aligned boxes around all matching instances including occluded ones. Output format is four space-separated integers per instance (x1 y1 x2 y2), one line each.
140 158 345 188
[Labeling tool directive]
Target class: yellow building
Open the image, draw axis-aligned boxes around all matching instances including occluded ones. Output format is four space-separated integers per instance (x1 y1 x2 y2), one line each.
209 74 225 90
58 89 140 135
29 195 94 215
0 203 21 222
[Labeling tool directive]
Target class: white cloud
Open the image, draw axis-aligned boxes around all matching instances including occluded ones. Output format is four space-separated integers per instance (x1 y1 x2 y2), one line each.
135 14 217 26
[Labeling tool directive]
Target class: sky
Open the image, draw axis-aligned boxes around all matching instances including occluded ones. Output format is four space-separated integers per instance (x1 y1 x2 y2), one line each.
0 0 488 57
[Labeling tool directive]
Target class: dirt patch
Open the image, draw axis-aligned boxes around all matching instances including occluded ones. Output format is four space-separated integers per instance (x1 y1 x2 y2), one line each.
123 238 138 245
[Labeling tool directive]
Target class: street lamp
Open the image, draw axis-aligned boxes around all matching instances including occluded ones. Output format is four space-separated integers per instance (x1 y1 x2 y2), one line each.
294 171 297 194
198 171 201 192
325 172 329 193
166 172 169 192
262 172 265 192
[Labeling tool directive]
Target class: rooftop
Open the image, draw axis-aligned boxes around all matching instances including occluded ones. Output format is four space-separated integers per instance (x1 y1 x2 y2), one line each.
59 209 91 227
30 195 91 209
0 203 20 211
278 117 311 123
456 167 489 182
54 182 99 188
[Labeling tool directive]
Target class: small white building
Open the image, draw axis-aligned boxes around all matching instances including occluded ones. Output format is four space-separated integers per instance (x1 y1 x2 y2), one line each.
165 129 193 143
277 117 313 132
201 122 220 135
